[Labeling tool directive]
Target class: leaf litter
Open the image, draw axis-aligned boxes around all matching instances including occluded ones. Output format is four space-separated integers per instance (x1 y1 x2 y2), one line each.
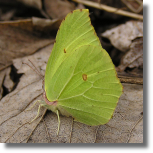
0 44 143 143
0 1 143 143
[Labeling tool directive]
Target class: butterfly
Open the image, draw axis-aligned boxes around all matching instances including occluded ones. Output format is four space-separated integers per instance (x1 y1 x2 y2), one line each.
29 9 123 134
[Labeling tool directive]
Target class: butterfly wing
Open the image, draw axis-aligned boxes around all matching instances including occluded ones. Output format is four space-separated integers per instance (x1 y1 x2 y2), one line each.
45 9 101 96
45 9 122 126
49 45 122 125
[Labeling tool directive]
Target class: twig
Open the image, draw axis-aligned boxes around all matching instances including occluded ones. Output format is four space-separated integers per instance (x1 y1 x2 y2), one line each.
119 76 143 85
72 0 143 20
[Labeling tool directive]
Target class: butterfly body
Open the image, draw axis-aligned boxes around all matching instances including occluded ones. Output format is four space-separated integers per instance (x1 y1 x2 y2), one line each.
42 91 72 117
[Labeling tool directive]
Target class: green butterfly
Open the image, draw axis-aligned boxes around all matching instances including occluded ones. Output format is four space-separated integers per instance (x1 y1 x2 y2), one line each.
31 9 122 134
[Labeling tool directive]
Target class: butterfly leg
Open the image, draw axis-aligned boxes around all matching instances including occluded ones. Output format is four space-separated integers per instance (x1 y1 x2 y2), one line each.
29 104 41 123
56 110 60 135
26 100 41 111
29 102 46 123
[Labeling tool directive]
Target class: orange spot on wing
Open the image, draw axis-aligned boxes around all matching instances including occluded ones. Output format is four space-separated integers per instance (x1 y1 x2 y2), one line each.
82 74 87 81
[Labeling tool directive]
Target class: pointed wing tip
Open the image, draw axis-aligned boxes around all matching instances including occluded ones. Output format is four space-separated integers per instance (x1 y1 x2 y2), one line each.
72 9 89 14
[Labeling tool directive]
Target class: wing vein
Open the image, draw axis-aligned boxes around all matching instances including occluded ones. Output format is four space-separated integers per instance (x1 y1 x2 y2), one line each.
66 28 93 50
60 105 110 121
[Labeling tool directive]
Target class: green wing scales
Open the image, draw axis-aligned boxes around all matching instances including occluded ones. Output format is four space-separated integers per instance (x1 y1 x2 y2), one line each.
45 9 101 94
44 9 123 126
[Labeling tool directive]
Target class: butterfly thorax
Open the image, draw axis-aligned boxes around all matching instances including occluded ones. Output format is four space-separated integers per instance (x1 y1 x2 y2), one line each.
43 92 57 106
42 91 72 117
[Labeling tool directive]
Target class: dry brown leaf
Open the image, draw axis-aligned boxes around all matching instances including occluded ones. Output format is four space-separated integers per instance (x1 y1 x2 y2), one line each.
101 21 143 52
118 37 143 71
121 0 143 13
0 44 53 143
0 0 42 10
0 68 10 99
17 0 42 10
3 67 14 93
0 9 16 21
0 18 58 71
44 0 75 19
32 17 61 33
0 44 143 143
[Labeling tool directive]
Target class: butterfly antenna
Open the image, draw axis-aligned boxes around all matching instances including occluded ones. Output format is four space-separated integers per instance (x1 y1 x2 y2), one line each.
28 59 44 79
22 59 44 80
28 60 45 91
